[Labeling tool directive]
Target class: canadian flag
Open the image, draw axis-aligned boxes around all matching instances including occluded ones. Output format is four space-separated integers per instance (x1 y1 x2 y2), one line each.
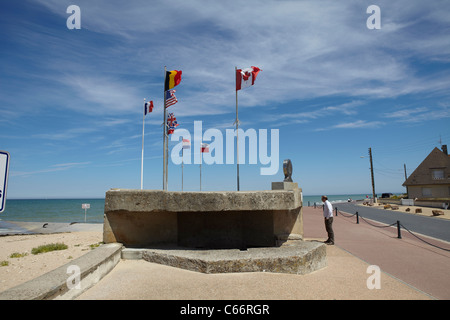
236 66 261 91
200 143 210 153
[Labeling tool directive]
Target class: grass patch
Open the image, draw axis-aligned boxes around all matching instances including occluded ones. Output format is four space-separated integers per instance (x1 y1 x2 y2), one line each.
89 242 103 250
31 243 68 255
9 252 28 258
1 260 9 267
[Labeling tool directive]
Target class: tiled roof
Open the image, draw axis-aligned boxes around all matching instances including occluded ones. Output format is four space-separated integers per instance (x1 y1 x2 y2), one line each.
403 147 450 186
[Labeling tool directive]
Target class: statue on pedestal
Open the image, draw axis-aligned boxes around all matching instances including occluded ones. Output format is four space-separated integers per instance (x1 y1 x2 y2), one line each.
283 159 293 182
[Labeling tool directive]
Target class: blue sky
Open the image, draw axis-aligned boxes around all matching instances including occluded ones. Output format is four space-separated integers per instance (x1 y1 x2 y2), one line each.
1 0 450 199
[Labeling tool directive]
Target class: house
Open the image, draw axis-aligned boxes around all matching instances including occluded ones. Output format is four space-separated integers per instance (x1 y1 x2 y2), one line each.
403 145 450 207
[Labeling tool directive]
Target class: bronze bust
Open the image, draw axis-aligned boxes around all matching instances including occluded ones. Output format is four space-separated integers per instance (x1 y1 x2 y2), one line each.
283 159 293 182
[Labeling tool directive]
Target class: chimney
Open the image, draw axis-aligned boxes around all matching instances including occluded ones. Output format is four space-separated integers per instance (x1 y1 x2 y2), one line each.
442 144 448 155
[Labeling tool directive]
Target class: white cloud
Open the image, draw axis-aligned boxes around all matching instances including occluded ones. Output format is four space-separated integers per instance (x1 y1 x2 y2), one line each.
315 120 383 131
383 107 428 119
11 162 91 177
59 75 142 114
30 0 450 118
383 105 450 123
256 100 367 127
4 0 450 143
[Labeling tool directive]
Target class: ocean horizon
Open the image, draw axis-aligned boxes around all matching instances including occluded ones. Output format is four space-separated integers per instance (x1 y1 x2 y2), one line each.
0 193 392 224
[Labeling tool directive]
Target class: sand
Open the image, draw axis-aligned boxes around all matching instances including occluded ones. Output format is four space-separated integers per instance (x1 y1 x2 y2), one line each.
359 202 450 220
0 230 102 292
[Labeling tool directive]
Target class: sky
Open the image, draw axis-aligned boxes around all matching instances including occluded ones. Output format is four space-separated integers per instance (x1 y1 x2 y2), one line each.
1 0 450 199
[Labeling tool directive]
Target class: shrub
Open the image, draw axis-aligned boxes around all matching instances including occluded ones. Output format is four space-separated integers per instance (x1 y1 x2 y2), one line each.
89 242 103 250
9 252 28 258
31 243 68 255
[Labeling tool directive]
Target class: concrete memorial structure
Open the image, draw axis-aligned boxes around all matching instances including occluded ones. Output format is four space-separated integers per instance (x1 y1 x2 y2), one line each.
103 161 327 274
103 187 303 249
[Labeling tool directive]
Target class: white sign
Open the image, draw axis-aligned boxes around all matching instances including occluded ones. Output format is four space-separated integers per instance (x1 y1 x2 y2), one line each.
0 151 10 213
82 203 90 222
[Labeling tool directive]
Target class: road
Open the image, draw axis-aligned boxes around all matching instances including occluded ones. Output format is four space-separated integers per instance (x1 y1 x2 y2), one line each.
333 202 450 242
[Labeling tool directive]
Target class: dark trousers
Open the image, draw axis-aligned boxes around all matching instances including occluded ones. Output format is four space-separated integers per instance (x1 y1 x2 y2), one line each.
324 217 334 243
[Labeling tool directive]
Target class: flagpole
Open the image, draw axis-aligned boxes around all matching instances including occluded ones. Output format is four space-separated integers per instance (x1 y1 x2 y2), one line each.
165 70 169 191
165 127 169 191
200 162 202 191
235 66 240 191
163 66 167 190
181 147 184 191
165 121 169 191
141 98 146 190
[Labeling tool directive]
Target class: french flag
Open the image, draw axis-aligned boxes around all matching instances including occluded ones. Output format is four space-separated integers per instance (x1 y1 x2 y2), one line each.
144 101 154 115
236 66 261 91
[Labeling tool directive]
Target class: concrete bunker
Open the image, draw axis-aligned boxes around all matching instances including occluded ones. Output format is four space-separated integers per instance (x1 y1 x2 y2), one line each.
103 182 327 275
103 182 303 249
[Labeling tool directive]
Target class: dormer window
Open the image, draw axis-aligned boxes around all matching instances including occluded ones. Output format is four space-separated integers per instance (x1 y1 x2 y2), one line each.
432 169 444 180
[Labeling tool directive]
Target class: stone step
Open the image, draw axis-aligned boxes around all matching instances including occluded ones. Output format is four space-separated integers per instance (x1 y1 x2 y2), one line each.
121 241 326 275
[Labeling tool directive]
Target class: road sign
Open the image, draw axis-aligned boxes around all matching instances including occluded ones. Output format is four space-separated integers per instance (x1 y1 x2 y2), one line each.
0 151 10 213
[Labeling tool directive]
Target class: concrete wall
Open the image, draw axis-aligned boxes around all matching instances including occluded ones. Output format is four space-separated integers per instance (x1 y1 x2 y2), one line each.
0 244 122 300
103 188 303 249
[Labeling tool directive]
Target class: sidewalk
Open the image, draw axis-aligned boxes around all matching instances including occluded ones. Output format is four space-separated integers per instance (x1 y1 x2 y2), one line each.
77 206 450 300
304 206 450 300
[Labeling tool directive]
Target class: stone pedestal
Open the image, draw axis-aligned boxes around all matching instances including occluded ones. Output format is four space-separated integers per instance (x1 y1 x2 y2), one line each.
271 182 303 245
271 181 299 191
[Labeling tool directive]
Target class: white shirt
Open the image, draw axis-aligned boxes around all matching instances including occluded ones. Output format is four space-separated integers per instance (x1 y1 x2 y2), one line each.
323 200 333 219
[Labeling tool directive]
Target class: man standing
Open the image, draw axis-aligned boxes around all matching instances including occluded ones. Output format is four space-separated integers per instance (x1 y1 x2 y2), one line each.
322 195 334 245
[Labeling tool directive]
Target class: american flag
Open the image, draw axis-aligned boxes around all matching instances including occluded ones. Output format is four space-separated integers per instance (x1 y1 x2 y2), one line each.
165 90 178 108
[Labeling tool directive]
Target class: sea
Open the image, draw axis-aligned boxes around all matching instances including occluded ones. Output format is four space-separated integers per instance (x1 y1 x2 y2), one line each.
0 199 105 224
0 194 370 224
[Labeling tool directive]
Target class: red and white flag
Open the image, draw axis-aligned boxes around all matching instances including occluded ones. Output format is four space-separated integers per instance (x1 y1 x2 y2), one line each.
201 143 209 153
236 66 261 91
182 139 190 149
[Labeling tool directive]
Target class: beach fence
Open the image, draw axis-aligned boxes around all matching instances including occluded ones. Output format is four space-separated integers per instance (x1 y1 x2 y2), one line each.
334 207 450 252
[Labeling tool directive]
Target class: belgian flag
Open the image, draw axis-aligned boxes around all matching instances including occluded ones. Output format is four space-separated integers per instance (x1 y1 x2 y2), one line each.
164 70 182 91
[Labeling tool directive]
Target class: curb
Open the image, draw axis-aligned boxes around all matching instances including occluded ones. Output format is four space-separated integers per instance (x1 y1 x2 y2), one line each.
0 243 122 300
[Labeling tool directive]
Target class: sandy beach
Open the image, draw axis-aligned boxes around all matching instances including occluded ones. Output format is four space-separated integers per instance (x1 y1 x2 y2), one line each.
0 228 102 292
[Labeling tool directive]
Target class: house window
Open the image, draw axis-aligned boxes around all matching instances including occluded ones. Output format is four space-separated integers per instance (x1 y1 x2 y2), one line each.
422 188 432 197
432 169 444 180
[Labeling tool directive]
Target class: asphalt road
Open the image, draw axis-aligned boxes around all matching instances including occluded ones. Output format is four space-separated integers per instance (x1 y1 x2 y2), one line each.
333 202 450 242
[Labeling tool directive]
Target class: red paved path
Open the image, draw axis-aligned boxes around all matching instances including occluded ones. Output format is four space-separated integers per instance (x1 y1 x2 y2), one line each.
303 206 450 299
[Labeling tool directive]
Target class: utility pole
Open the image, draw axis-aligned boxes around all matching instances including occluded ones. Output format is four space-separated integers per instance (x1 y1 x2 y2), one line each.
368 148 376 202
404 163 409 197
